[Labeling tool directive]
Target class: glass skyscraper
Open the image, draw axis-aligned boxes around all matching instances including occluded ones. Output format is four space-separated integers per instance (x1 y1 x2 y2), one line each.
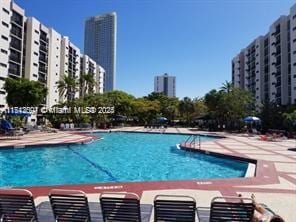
84 12 117 92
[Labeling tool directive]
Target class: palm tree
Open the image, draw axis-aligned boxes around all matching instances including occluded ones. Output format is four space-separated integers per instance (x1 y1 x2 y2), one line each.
80 72 96 97
220 80 233 93
57 75 78 101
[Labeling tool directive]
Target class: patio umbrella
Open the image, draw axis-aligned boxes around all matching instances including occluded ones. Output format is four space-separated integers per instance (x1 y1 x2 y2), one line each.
157 117 168 122
244 116 261 123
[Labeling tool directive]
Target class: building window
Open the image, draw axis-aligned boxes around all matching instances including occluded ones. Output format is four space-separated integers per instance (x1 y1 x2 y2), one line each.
33 74 37 77
33 63 38 67
1 49 8 54
34 30 39 34
1 35 8 41
0 63 7 68
2 8 9 14
2 21 9 28
34 52 38 56
34 41 39 45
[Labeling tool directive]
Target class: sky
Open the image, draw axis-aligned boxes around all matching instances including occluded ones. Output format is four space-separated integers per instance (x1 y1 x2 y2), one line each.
16 0 295 99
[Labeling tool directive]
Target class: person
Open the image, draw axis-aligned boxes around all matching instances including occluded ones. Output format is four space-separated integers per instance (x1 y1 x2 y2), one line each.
238 194 285 222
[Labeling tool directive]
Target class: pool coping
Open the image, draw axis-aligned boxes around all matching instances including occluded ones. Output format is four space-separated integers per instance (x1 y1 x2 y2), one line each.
1 129 289 201
0 133 101 150
177 144 257 178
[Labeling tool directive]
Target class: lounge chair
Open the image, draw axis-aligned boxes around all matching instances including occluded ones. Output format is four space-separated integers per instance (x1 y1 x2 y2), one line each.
197 196 254 222
0 188 38 222
49 189 91 222
154 195 196 222
0 119 16 136
100 192 141 222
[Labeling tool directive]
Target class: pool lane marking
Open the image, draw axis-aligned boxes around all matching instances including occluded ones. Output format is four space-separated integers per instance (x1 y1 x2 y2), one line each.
67 146 118 182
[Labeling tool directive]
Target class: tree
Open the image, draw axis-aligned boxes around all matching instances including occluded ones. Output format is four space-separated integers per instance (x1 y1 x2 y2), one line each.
80 72 95 97
220 80 233 93
283 109 296 133
178 97 194 124
145 92 179 121
204 84 253 130
132 98 160 124
4 77 48 107
57 75 78 101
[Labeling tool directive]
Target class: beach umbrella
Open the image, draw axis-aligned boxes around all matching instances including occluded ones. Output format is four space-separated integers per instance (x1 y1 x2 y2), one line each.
157 117 168 122
244 116 261 123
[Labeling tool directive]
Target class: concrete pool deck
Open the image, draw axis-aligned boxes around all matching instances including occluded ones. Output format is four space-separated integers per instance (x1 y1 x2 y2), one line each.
0 127 295 221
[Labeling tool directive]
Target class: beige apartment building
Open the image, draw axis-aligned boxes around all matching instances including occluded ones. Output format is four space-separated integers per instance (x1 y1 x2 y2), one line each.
0 0 105 114
232 3 296 106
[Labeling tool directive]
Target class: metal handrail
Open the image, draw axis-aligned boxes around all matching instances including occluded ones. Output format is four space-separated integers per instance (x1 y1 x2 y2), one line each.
183 135 201 149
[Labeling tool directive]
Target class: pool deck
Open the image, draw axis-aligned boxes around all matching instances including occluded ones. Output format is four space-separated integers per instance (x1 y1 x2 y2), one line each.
0 127 296 221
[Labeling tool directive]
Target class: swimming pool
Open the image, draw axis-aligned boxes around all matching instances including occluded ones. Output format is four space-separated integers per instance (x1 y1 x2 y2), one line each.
0 132 248 187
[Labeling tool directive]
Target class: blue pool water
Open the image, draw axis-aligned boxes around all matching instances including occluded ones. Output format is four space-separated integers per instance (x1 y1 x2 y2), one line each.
0 132 248 187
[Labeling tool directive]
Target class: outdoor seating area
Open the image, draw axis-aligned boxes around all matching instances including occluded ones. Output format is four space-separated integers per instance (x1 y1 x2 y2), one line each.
0 188 278 222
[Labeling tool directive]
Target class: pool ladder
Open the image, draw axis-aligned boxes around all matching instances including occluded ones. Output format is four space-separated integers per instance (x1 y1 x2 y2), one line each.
184 135 201 149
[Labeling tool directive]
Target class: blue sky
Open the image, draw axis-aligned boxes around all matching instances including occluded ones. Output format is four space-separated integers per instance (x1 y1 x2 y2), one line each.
16 0 294 99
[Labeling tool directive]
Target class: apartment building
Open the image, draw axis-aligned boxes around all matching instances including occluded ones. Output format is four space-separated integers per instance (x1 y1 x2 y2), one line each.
0 0 105 113
23 17 49 85
47 28 61 108
84 12 117 92
154 73 176 97
0 0 25 109
232 3 296 106
96 65 105 94
80 54 97 97
60 36 81 102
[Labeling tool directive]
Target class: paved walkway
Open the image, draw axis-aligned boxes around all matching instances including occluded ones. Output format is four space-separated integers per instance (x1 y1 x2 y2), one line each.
0 127 295 221
0 131 98 148
112 127 296 221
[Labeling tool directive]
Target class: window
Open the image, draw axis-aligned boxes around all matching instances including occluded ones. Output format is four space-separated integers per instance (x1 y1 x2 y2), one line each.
34 52 38 56
11 11 22 25
1 35 8 41
11 25 21 37
2 8 9 14
2 21 9 28
34 41 39 45
0 91 5 95
0 63 7 68
33 74 37 77
33 63 38 67
1 49 8 54
34 30 39 34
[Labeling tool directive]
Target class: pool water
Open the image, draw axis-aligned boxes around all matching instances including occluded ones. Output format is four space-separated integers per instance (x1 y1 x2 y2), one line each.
0 132 248 187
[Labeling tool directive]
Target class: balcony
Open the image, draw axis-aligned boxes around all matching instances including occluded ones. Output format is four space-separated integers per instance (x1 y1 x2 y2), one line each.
10 37 22 51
